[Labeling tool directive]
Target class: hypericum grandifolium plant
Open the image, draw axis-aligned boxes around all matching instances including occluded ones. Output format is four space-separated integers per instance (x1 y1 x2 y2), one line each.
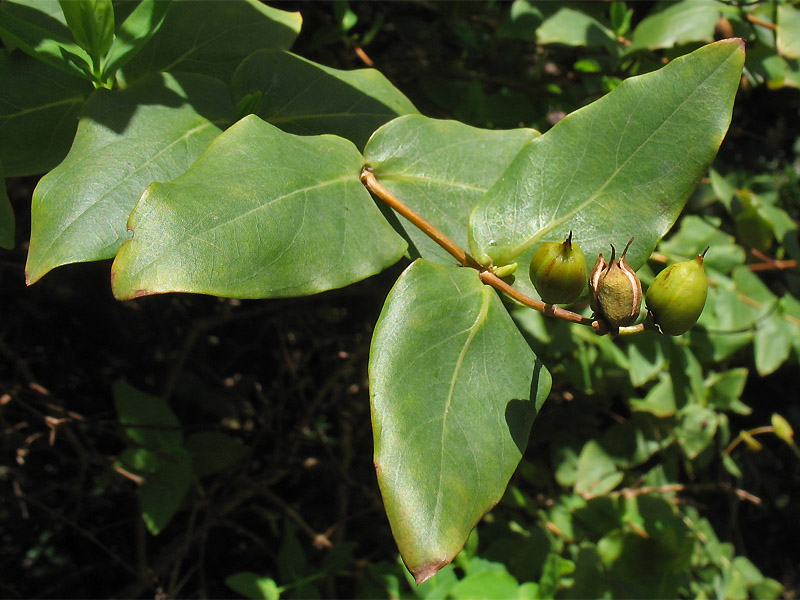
2 1 796 596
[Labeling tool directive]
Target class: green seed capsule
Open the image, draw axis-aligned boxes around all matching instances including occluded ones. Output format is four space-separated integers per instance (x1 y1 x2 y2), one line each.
589 238 642 329
646 249 708 336
529 232 587 304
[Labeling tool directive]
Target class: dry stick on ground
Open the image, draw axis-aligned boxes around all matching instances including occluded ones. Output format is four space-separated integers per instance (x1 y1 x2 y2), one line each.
360 166 649 335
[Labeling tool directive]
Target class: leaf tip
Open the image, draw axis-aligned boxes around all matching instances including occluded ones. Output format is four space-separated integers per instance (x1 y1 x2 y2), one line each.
413 558 450 585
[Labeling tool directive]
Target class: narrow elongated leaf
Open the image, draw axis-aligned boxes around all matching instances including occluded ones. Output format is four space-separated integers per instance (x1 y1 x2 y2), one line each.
469 39 744 271
59 0 115 64
0 51 92 176
26 72 234 284
119 0 301 86
1 161 14 249
370 259 551 583
112 115 407 300
231 49 418 150
102 0 171 78
364 115 539 265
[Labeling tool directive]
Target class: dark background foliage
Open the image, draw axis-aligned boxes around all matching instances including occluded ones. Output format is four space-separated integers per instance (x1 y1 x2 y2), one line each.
2 1 799 598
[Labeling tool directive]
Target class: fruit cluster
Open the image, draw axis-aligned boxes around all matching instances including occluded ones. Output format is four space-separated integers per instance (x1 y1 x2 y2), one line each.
529 233 708 335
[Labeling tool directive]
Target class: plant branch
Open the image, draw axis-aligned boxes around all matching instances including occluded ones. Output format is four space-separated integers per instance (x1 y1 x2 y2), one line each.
361 166 649 336
360 167 479 269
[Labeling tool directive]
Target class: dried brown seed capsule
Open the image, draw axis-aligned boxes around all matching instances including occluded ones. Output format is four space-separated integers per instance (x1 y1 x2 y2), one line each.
529 231 587 304
589 238 642 329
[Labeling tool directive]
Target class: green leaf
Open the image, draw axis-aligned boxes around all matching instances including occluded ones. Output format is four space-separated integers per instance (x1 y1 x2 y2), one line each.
369 259 550 583
450 570 520 600
119 0 301 86
771 413 794 444
536 7 617 50
610 2 632 37
599 413 665 468
625 332 666 387
0 0 68 39
754 310 794 376
469 40 744 270
225 572 280 600
136 446 193 535
628 0 724 52
630 375 677 417
657 215 744 275
730 266 778 328
0 51 92 176
706 368 751 415
59 0 114 68
676 404 718 459
102 0 171 80
574 440 623 497
365 115 539 265
777 4 800 60
111 115 407 300
26 72 234 284
498 0 543 41
231 49 418 150
114 379 182 450
0 2 94 80
113 380 192 534
186 431 247 478
1 161 14 249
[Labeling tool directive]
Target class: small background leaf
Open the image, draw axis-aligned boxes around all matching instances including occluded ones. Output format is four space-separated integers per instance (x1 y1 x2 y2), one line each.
186 431 247 478
113 380 192 535
225 572 280 600
231 49 417 150
370 259 551 582
111 115 407 300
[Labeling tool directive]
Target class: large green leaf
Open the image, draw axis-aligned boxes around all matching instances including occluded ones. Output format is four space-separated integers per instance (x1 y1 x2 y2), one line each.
469 39 744 272
0 51 92 176
0 161 13 249
26 71 234 284
231 49 417 150
369 259 551 583
111 114 407 300
364 115 539 265
119 0 301 86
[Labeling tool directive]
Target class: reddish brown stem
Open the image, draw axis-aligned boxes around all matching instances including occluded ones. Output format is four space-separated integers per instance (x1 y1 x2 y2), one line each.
360 166 636 334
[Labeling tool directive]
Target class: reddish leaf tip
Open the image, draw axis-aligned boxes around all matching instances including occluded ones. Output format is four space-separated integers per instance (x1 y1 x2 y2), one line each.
413 558 450 585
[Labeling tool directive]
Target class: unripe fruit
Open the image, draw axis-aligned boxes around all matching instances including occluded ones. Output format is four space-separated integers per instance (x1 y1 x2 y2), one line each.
589 238 642 329
646 249 708 336
529 232 587 304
